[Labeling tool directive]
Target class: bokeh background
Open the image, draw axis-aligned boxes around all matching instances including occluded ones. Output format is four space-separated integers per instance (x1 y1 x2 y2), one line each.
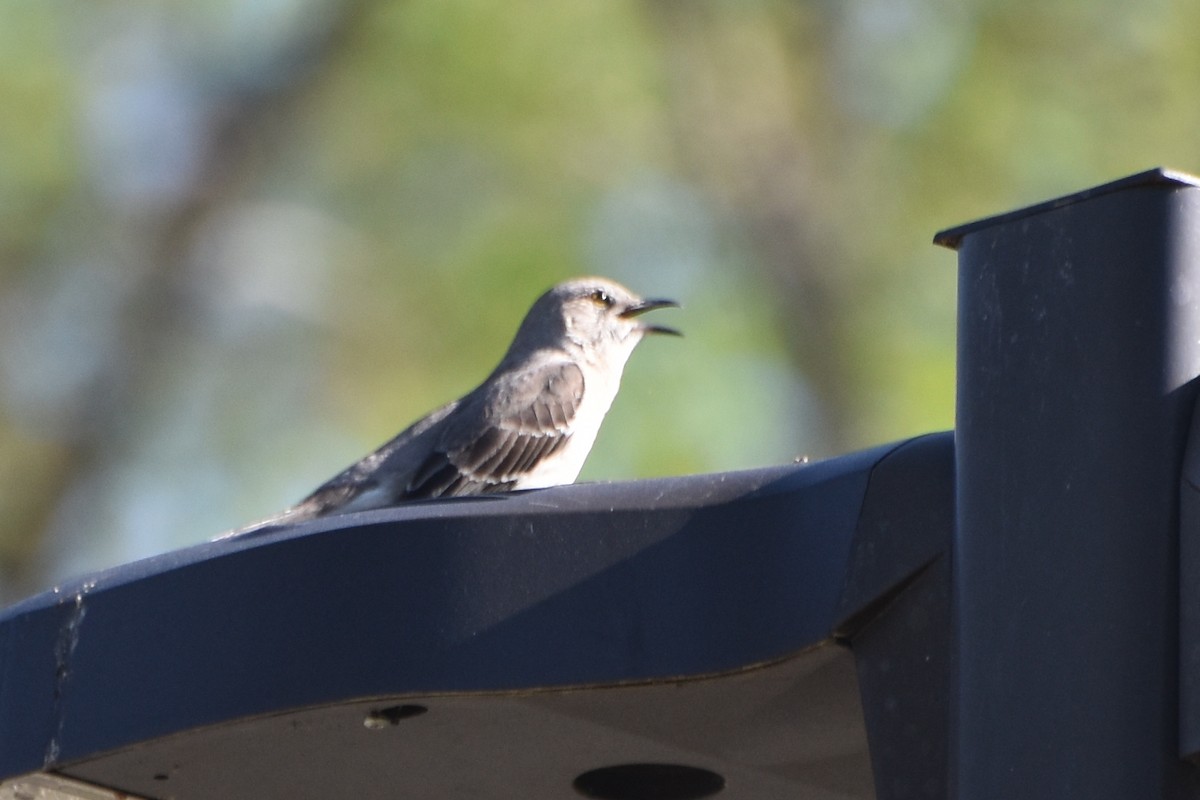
2 0 1199 603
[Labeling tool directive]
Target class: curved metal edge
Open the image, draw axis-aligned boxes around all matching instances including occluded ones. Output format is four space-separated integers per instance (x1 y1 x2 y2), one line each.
0 441 916 780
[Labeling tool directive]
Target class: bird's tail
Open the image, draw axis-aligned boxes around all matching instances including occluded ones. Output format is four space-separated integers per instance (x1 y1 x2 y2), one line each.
210 504 318 541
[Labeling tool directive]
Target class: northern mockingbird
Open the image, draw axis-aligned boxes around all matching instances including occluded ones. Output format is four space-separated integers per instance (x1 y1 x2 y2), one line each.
226 277 678 535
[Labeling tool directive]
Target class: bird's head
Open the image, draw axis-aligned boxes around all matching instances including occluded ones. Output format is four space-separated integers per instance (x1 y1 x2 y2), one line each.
507 277 680 366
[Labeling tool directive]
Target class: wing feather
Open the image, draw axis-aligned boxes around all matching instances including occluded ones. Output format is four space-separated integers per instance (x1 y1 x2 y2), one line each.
403 358 584 499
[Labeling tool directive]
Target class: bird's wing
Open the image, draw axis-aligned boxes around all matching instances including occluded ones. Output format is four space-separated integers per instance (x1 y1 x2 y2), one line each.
219 360 584 536
404 359 585 499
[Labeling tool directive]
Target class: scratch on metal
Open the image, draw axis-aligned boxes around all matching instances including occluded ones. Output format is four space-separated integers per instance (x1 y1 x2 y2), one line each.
44 580 95 767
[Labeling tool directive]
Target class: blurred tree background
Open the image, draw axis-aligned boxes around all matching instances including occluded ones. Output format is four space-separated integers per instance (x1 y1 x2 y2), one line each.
1 0 1198 602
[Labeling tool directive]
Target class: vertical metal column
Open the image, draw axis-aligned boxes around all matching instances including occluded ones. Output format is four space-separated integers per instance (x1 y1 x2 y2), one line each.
939 169 1200 798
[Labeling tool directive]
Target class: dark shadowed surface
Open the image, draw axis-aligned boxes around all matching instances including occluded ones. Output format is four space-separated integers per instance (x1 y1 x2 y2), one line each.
0 434 962 799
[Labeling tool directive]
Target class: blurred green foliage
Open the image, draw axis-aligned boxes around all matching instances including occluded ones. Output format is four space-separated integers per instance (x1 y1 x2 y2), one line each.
1 0 1198 600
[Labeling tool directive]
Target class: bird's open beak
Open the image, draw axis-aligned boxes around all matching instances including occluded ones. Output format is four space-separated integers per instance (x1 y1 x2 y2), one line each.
620 298 682 336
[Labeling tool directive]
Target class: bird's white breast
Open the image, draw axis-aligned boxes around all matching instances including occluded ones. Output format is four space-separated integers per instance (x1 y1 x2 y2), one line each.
512 357 626 490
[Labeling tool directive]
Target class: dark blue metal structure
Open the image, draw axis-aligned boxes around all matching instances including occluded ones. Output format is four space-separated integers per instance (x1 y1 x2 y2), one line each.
2 168 1199 799
946 168 1200 799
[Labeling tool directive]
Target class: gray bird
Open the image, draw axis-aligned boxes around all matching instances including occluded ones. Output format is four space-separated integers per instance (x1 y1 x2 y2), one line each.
226 277 678 535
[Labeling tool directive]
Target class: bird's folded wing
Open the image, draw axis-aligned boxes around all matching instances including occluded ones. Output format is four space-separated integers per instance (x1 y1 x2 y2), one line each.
405 359 585 498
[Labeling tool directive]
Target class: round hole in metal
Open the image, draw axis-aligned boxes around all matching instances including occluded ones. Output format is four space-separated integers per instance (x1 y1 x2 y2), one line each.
573 763 725 800
363 704 428 729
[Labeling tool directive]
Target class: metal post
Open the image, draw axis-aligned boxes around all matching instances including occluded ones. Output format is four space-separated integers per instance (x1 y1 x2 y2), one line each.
940 169 1200 798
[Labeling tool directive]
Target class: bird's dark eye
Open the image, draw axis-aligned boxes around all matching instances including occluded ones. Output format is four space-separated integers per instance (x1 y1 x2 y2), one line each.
589 289 614 308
